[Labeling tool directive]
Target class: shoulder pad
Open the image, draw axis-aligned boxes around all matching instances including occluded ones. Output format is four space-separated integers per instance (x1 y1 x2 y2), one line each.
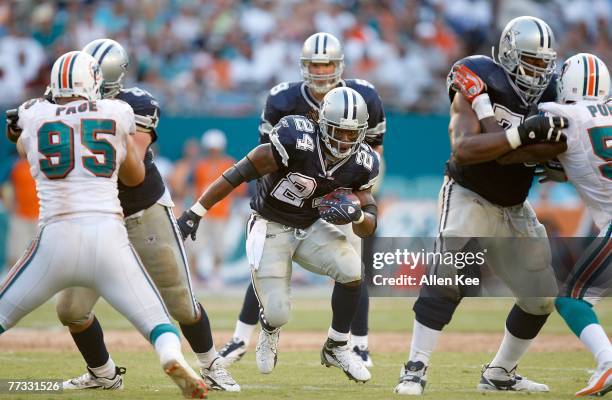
117 87 160 133
267 82 303 110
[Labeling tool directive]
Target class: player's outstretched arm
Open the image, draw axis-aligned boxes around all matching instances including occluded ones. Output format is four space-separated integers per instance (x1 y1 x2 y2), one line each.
119 135 146 186
352 188 377 238
177 144 279 240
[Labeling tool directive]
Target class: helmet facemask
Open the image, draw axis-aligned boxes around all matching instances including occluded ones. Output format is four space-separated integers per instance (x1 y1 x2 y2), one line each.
319 119 367 159
301 59 344 95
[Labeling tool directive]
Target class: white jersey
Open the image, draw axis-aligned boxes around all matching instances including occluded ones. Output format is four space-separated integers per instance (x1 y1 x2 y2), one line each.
18 98 135 224
539 100 612 230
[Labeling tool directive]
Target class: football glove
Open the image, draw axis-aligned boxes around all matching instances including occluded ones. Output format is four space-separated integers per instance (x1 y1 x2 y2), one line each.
318 191 363 225
177 210 201 241
6 109 21 143
535 159 568 183
450 64 486 103
507 115 568 149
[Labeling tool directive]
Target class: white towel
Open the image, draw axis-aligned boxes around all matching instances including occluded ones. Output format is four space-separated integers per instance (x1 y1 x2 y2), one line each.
246 218 267 270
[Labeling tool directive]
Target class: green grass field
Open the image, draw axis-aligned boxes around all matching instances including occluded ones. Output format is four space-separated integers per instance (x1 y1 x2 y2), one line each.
0 295 610 399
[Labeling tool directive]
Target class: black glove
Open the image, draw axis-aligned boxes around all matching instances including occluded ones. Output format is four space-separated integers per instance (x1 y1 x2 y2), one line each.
514 115 568 147
535 159 567 183
6 109 21 143
318 192 363 225
177 210 201 241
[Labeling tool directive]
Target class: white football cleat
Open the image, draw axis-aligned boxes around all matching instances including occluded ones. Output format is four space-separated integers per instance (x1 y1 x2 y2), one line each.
575 362 612 397
477 364 549 392
218 337 247 367
394 361 427 395
163 357 208 399
200 357 240 392
63 366 125 390
321 338 371 383
256 328 280 374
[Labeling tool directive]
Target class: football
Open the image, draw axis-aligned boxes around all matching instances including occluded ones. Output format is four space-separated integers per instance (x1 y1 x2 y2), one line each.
317 189 361 225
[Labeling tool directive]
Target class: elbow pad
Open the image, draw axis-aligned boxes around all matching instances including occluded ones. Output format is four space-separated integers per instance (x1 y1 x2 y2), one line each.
222 156 261 187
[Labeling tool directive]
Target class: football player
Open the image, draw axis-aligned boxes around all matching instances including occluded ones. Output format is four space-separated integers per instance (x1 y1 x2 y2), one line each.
1 51 207 399
187 31 385 368
538 53 611 397
179 87 379 383
7 39 239 392
394 16 568 395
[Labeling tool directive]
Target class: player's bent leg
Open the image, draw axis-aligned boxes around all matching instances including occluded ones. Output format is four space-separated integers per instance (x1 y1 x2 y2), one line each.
248 217 293 375
56 286 124 390
219 283 259 367
95 219 206 398
293 220 370 383
126 204 239 391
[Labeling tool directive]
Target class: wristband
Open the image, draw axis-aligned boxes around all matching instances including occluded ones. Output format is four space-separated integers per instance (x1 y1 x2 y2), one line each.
471 93 494 120
505 127 522 149
190 202 207 217
353 211 365 224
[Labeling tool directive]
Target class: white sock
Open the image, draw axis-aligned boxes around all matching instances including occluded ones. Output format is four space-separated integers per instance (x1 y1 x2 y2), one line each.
328 327 350 343
233 320 256 346
154 332 184 366
580 323 612 369
89 357 116 379
409 320 442 365
196 348 218 369
351 334 368 349
489 327 532 371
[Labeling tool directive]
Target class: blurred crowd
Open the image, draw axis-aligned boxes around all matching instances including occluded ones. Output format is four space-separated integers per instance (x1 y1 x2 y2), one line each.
1 0 611 115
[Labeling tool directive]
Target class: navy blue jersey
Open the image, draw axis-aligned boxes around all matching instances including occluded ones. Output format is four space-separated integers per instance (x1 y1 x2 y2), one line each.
259 79 386 147
445 56 557 206
115 87 166 216
251 115 380 229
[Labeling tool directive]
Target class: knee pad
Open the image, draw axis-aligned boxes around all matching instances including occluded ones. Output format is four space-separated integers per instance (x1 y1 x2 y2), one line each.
413 295 461 331
555 297 599 337
516 296 554 315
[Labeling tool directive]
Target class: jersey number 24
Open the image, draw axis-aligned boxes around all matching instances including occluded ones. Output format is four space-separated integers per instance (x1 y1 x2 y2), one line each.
38 119 116 179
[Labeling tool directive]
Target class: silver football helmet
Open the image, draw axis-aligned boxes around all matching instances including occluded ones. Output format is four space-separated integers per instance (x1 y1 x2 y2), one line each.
319 87 368 159
497 16 557 103
300 32 344 94
82 39 129 98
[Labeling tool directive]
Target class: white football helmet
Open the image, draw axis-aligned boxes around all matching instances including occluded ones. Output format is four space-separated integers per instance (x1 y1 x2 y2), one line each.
300 32 344 94
319 87 368 159
497 16 557 103
557 53 610 103
82 38 129 98
50 51 103 101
